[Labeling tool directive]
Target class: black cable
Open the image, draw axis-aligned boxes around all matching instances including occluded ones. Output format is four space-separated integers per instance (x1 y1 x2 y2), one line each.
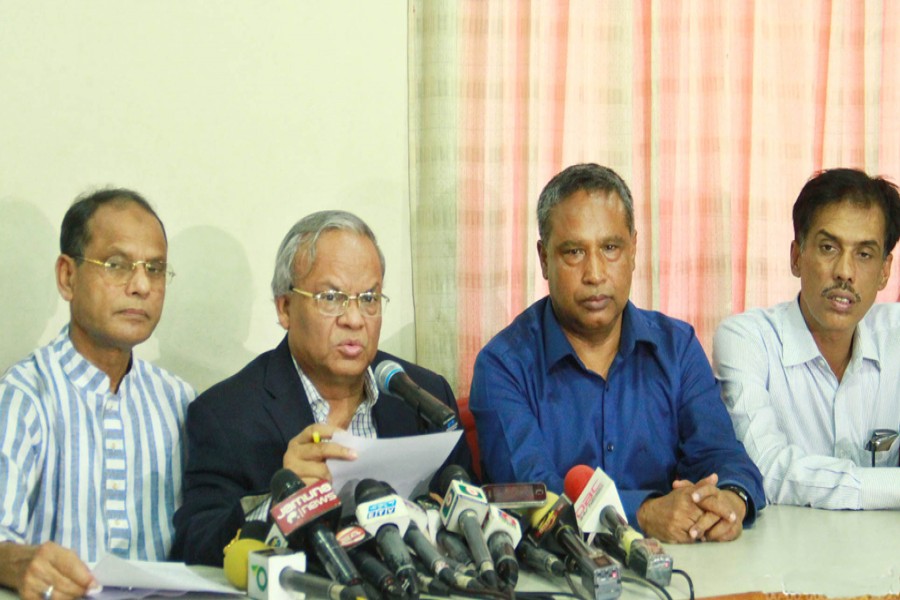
621 574 673 600
517 593 582 600
672 568 694 600
562 569 591 600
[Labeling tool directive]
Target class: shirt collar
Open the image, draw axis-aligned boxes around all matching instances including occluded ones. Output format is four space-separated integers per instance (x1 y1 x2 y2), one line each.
57 324 127 395
781 295 879 369
541 298 657 370
291 356 379 423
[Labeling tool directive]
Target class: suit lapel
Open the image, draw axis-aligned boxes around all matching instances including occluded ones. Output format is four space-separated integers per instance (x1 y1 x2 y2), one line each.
262 336 315 444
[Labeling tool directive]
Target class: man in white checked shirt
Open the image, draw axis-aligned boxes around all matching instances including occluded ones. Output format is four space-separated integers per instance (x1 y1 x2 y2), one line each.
713 168 900 511
0 189 195 600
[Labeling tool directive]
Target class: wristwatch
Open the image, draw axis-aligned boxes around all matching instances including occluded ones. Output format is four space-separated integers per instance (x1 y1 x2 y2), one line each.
719 484 750 512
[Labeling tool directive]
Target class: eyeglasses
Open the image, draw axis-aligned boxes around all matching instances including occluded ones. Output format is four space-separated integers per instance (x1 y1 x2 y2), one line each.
74 256 175 285
291 288 389 317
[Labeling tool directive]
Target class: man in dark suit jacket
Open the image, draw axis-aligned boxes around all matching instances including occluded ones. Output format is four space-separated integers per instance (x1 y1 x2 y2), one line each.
171 210 471 566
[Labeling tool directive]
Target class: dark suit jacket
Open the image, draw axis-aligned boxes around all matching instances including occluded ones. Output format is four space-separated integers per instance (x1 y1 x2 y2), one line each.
170 336 472 566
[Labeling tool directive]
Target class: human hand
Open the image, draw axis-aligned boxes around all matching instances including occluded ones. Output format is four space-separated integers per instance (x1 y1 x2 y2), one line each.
638 474 721 543
13 542 96 600
691 486 745 542
283 424 358 485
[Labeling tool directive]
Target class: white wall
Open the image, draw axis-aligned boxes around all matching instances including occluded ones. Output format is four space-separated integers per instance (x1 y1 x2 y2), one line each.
0 1 416 391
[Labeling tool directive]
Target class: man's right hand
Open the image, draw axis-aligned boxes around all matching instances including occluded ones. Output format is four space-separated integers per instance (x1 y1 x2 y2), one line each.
0 541 96 600
282 424 358 485
636 474 722 543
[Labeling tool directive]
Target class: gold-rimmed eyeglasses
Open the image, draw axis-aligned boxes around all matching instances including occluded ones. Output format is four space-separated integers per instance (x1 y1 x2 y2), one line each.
291 288 389 317
74 256 175 285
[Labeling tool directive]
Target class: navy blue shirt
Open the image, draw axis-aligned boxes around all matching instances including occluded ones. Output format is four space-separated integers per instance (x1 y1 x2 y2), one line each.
469 297 764 526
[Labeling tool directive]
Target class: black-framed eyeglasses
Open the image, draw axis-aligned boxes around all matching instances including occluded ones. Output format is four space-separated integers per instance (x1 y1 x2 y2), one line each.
291 288 389 317
74 256 175 285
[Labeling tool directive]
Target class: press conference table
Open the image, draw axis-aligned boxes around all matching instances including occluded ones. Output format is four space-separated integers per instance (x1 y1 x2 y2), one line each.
1 506 897 599
519 504 900 598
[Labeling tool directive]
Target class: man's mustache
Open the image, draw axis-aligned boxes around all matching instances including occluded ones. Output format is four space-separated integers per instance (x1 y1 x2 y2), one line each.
821 281 861 303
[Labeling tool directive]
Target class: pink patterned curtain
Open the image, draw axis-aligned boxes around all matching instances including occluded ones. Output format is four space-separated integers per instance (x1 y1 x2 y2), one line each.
409 1 900 395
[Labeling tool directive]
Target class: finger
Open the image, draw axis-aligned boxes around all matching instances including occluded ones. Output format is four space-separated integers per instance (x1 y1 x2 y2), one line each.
694 493 738 523
22 545 93 600
690 479 724 504
301 440 358 461
671 479 694 490
292 424 345 446
704 517 743 542
688 511 721 541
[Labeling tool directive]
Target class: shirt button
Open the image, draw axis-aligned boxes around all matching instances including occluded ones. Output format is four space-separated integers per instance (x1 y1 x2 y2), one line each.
606 443 615 452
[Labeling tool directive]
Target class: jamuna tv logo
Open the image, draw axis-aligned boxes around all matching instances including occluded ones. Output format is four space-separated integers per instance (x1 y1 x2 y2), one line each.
271 480 340 535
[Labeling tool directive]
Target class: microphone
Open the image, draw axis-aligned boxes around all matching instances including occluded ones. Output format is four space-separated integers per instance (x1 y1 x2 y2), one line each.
517 536 565 578
375 360 459 431
481 505 522 588
412 495 444 544
336 524 405 600
354 479 420 598
223 520 272 591
225 525 366 600
402 499 485 591
437 465 500 589
268 469 363 588
599 505 673 587
564 464 673 587
564 465 625 537
527 492 622 600
278 565 368 600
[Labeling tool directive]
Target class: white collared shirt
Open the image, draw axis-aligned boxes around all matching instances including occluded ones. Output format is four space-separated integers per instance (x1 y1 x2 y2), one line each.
292 358 379 438
713 298 900 509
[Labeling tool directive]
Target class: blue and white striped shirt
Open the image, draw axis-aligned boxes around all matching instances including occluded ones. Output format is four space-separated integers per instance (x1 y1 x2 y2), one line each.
0 326 195 561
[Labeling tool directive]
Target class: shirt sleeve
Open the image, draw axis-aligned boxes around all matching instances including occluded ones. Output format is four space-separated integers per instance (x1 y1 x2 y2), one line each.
674 329 765 524
468 344 565 493
0 379 45 545
713 315 900 510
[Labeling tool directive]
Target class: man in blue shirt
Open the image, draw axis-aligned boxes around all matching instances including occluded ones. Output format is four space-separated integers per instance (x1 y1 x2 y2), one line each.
470 163 763 543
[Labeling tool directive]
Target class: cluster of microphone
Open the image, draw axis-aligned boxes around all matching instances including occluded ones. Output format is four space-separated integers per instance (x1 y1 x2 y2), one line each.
222 461 676 600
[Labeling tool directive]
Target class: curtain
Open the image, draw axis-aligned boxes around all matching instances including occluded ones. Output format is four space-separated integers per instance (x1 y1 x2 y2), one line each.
409 0 900 395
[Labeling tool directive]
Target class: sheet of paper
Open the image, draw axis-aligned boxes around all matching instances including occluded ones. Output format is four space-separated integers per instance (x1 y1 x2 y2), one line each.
89 555 240 598
327 430 461 509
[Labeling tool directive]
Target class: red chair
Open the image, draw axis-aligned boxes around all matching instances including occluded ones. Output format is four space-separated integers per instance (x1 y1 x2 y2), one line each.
456 396 482 480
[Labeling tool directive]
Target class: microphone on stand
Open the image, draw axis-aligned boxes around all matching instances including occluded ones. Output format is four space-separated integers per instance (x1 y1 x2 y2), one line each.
375 360 459 431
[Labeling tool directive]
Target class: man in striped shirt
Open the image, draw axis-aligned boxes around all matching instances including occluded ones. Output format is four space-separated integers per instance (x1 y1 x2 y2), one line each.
0 190 195 600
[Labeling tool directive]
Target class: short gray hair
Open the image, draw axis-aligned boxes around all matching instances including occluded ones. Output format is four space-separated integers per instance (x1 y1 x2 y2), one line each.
271 210 386 299
537 163 635 241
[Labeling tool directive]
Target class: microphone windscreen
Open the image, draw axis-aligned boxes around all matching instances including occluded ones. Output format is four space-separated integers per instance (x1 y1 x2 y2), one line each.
437 464 471 495
563 464 595 500
374 359 403 393
270 468 303 502
224 537 270 590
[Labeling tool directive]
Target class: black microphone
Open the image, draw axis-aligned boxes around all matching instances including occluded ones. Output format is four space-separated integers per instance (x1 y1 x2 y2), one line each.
482 505 522 588
599 505 673 586
349 546 406 600
527 492 621 600
268 469 363 588
279 568 368 600
336 523 406 600
374 360 459 431
437 465 500 589
403 500 485 591
354 479 420 598
517 536 565 578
